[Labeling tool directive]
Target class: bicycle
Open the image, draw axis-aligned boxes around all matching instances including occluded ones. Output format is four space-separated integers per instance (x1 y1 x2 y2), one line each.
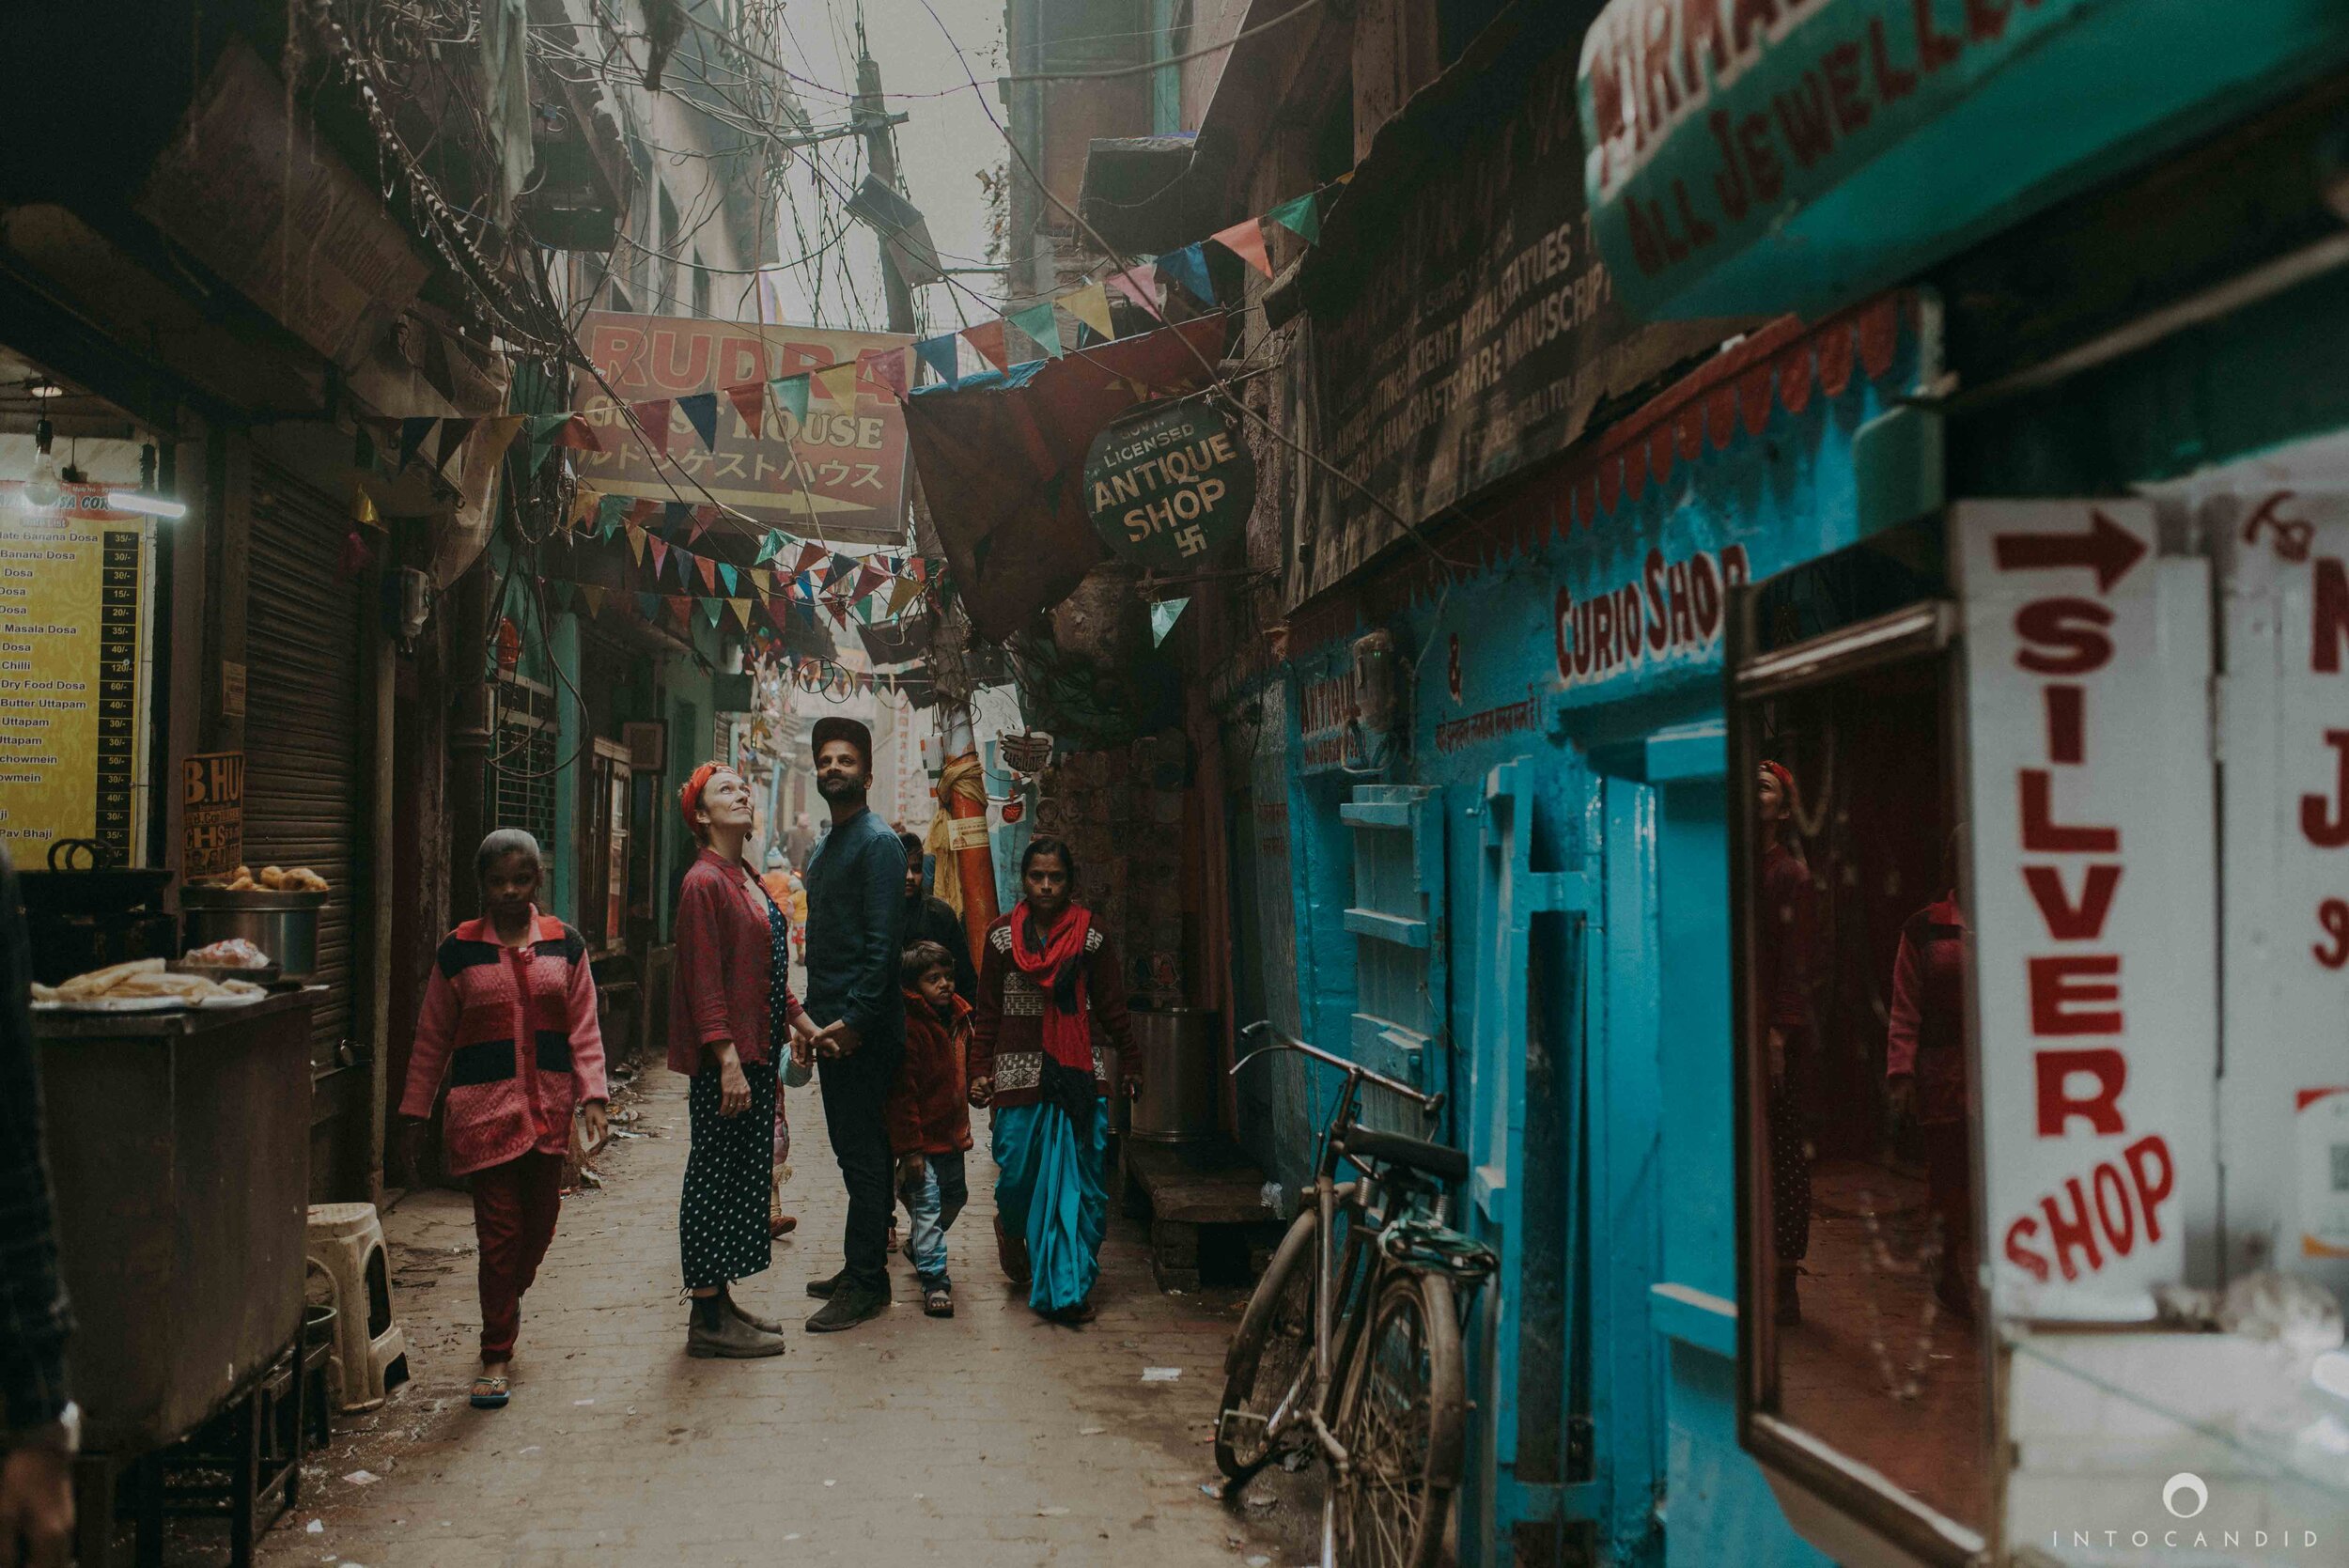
1215 1022 1497 1568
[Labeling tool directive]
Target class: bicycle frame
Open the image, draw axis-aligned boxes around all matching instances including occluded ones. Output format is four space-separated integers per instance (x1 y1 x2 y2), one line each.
1235 1022 1448 1566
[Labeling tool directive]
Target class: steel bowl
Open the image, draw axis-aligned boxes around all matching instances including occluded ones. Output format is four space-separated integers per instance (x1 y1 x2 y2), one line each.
178 888 326 980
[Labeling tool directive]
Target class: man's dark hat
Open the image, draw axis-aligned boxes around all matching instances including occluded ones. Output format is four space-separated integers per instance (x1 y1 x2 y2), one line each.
811 716 872 764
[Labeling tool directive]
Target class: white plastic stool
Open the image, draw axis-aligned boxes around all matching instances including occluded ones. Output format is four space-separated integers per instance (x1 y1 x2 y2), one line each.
303 1203 409 1412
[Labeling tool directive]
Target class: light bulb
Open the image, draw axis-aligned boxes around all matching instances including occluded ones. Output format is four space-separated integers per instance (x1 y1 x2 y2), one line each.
22 419 60 510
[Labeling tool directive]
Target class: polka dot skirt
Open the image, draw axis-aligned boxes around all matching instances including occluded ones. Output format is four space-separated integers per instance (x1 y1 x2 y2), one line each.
677 896 788 1290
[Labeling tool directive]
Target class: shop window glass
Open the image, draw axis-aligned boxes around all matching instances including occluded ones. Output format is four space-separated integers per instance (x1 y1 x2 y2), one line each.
1729 519 1988 1554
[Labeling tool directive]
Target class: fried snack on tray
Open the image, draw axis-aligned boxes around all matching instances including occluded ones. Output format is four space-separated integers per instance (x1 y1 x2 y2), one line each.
184 937 270 969
32 959 266 1006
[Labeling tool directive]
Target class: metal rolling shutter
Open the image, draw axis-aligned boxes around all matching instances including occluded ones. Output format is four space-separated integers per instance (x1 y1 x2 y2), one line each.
245 462 364 1064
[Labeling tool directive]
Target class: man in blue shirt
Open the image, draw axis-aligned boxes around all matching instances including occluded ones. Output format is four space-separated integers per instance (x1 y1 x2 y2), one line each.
800 717 909 1330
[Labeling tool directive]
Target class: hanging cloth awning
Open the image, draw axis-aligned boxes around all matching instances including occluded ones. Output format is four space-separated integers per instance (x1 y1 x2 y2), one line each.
902 315 1228 642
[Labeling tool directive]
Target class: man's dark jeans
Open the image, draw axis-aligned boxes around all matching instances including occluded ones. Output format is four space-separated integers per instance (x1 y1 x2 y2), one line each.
819 1035 904 1295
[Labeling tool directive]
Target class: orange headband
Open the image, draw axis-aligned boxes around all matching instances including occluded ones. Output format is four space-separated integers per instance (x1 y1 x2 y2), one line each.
678 762 723 834
1760 760 1794 794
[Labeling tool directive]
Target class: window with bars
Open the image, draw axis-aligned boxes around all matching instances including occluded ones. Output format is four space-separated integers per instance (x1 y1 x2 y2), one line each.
489 675 558 850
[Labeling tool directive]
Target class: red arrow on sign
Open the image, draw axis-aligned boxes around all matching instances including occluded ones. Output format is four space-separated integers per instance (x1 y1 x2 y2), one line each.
1992 507 2148 593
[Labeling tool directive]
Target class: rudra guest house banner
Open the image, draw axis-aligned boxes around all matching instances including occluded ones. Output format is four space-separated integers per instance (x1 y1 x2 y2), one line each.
1299 8 1734 570
1957 501 2218 1320
1576 0 2349 319
578 311 912 546
0 486 152 862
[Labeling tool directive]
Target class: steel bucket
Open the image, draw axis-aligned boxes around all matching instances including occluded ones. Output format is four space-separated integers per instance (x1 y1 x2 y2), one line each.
179 887 326 979
1128 1006 1219 1144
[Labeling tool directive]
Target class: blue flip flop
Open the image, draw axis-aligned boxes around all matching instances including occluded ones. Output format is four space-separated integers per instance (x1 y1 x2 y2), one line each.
469 1374 509 1409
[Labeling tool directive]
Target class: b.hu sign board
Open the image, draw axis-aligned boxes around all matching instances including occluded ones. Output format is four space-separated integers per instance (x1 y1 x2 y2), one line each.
1081 400 1253 570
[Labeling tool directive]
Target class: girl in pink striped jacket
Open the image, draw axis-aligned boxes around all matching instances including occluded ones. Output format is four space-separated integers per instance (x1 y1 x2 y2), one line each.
398 830 607 1409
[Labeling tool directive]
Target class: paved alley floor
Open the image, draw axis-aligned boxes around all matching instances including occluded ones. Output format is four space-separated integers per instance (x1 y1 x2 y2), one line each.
257 1062 1308 1568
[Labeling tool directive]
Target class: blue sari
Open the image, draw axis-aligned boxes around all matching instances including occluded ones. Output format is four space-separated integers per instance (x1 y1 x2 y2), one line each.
992 1097 1111 1313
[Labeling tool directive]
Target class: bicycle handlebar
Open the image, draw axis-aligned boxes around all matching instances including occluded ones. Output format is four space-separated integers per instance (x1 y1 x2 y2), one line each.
1233 1021 1443 1114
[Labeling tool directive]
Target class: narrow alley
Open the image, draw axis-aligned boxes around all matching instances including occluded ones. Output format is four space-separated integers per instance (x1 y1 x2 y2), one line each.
257 1067 1301 1568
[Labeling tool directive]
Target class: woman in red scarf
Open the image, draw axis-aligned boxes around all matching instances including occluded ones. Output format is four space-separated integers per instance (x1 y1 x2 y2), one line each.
968 837 1135 1322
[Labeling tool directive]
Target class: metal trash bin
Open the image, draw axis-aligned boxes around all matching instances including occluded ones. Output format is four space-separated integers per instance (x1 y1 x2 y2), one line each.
1128 1006 1219 1144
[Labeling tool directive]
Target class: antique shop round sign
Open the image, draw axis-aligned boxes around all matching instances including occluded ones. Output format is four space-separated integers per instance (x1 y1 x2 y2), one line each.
1082 399 1254 570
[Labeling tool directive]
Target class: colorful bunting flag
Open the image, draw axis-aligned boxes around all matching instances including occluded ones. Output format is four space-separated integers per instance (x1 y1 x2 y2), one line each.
632 399 674 458
1267 191 1321 242
434 418 477 474
397 417 436 473
885 576 926 617
729 598 754 629
859 347 910 401
724 382 765 440
626 522 647 564
795 542 830 577
1212 218 1273 277
666 595 693 627
579 585 607 616
1007 301 1062 359
1157 243 1213 306
476 415 525 471
853 561 890 600
754 531 782 566
597 494 629 538
649 536 669 576
813 364 859 403
962 318 1009 371
1105 264 1163 320
914 334 960 387
1064 283 1114 343
677 392 720 450
637 591 661 620
551 414 604 452
696 555 718 594
717 562 739 597
769 376 810 427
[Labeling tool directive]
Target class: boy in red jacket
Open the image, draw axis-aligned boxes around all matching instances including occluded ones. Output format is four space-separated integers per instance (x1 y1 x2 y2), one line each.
888 940 974 1317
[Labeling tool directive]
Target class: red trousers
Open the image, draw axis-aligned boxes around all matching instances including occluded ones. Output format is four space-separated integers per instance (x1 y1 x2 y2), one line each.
472 1150 565 1363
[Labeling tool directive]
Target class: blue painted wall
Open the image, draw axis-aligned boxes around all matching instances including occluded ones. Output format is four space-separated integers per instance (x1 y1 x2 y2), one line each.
1246 309 1923 1564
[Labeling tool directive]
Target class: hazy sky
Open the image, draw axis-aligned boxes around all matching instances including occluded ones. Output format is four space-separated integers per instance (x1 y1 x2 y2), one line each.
755 0 1014 337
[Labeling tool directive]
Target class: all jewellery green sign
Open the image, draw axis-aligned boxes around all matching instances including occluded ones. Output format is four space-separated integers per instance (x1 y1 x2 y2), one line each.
1082 400 1254 571
1578 0 2349 320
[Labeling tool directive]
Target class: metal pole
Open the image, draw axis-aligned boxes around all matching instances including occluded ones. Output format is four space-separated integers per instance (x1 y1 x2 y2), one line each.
860 51 998 952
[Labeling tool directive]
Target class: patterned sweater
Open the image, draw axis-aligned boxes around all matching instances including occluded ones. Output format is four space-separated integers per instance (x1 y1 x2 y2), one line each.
968 908 1136 1110
400 910 607 1176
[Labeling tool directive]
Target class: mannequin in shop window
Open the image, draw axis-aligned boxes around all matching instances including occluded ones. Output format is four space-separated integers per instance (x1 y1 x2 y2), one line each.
1756 760 1820 1326
1887 828 1973 1320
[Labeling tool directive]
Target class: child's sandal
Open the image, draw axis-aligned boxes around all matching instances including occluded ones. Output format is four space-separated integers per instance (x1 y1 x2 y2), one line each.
470 1374 510 1409
923 1284 954 1318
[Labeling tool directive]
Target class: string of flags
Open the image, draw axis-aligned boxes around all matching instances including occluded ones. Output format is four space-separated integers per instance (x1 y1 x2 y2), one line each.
516 496 952 644
347 177 1343 506
912 179 1334 384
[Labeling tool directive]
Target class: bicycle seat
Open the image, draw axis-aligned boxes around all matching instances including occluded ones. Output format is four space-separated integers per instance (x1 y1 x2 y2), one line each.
1336 1126 1470 1184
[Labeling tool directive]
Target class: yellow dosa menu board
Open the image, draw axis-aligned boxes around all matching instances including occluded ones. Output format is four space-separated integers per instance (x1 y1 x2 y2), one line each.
0 485 151 862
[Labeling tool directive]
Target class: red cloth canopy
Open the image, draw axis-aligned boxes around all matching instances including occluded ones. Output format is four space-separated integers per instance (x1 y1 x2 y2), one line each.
902 316 1228 641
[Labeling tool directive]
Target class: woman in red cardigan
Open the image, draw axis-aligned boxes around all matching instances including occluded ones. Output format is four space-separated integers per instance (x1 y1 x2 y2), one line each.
969 837 1136 1323
399 830 606 1410
671 763 817 1359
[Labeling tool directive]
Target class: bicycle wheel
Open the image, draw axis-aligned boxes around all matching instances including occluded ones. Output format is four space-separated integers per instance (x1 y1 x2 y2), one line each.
1331 1269 1466 1568
1215 1205 1318 1480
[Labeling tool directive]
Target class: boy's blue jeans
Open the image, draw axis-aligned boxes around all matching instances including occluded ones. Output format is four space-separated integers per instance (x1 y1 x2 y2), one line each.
900 1151 969 1288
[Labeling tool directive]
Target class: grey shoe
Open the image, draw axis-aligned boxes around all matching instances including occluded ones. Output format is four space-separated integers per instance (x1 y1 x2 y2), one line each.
805 1286 889 1332
688 1305 789 1358
725 1293 786 1335
805 1268 848 1299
